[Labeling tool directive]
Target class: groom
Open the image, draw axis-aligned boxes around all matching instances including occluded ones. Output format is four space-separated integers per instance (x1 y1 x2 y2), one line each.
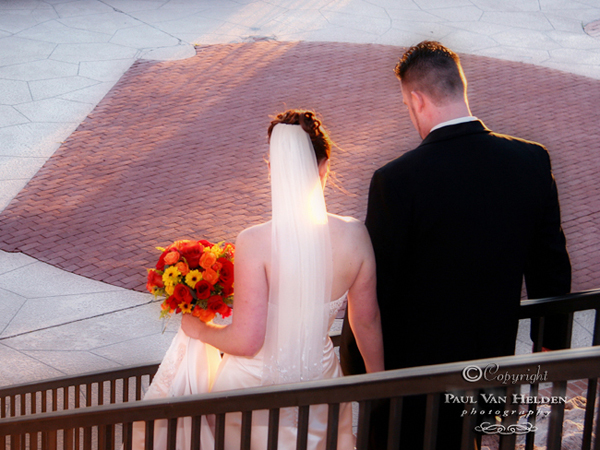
340 41 571 449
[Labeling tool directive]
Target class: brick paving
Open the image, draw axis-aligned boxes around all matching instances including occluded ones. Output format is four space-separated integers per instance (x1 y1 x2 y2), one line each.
0 41 598 297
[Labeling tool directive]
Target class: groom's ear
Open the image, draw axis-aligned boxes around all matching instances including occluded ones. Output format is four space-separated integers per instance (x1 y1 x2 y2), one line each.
410 90 426 113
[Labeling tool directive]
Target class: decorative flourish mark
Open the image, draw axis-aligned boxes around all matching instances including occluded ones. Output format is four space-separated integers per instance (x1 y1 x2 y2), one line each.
475 422 538 435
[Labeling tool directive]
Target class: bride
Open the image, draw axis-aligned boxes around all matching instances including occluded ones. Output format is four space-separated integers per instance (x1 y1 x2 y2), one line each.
134 109 384 450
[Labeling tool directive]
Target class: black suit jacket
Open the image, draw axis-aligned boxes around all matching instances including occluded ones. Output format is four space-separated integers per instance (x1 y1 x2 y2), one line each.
341 120 571 373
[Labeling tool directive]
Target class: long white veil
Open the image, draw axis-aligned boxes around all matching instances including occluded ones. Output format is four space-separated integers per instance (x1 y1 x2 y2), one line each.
261 123 332 385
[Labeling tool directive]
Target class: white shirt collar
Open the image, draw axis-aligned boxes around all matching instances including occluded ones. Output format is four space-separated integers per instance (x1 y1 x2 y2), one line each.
430 116 478 133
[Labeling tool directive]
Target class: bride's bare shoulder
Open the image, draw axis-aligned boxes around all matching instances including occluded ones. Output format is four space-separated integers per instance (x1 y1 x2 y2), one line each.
236 221 271 246
328 213 369 239
328 213 363 229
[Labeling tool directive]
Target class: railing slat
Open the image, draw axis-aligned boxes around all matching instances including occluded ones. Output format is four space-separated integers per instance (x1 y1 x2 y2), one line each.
356 400 372 450
52 389 57 412
582 377 597 450
325 403 339 450
102 424 114 450
136 376 143 401
144 421 154 450
546 381 567 450
99 380 105 406
459 391 477 450
20 393 25 416
499 387 517 450
214 413 226 450
387 397 402 450
41 391 47 414
267 408 280 450
124 378 130 403
593 308 600 346
423 393 439 450
122 422 133 450
110 380 116 405
167 418 177 450
190 416 201 450
63 387 69 411
241 410 253 450
65 428 74 450
296 406 310 450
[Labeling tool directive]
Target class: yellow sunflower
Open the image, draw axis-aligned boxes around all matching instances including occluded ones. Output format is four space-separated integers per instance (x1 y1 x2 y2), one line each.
179 302 193 314
185 270 203 288
162 266 182 286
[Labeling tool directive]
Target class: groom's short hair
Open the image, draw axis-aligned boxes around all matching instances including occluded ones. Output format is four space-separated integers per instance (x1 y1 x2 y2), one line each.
395 41 467 105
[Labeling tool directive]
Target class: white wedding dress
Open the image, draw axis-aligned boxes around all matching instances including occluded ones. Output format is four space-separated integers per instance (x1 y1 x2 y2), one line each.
133 123 355 450
131 293 354 450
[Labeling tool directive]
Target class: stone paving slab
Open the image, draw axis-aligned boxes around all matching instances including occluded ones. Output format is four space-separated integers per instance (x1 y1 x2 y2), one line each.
0 41 598 298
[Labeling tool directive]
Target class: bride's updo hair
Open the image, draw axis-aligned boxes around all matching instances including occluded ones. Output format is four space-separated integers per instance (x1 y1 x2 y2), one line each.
267 110 332 163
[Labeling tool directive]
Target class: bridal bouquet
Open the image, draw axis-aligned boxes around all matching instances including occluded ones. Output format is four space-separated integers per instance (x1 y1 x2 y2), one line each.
146 239 235 322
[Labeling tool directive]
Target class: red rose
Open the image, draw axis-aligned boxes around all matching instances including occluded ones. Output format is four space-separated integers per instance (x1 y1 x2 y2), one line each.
218 258 234 287
166 295 178 310
221 284 233 297
146 269 164 293
199 240 212 247
207 295 230 317
178 241 203 269
173 284 193 304
195 280 212 299
219 304 232 318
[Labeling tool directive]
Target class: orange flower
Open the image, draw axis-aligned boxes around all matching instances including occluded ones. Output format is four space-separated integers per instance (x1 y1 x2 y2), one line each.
176 261 190 276
199 251 217 270
192 305 216 323
202 267 219 285
164 250 180 265
146 269 164 293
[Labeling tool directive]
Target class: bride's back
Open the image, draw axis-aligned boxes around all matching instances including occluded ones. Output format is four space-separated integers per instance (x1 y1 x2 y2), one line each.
246 213 374 303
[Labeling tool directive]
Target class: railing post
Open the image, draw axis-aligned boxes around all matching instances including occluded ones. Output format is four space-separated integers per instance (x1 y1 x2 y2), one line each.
356 400 372 450
144 421 154 450
122 422 133 450
423 393 440 450
460 391 478 450
546 381 567 450
266 408 280 450
499 386 517 450
241 410 253 450
387 397 402 450
214 414 225 450
325 403 339 450
166 418 177 450
190 416 202 450
296 406 309 450
582 378 597 450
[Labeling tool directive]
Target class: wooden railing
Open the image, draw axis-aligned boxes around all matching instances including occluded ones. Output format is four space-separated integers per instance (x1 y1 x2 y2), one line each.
1 289 599 450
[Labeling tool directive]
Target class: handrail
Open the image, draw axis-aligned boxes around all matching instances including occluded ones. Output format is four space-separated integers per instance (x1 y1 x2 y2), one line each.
0 363 159 398
519 288 600 317
1 346 599 434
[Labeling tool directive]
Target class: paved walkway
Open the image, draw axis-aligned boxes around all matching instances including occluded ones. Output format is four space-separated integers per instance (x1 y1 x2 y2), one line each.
0 0 599 387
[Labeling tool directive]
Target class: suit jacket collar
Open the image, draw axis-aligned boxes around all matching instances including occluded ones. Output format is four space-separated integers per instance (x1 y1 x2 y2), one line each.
421 119 490 146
